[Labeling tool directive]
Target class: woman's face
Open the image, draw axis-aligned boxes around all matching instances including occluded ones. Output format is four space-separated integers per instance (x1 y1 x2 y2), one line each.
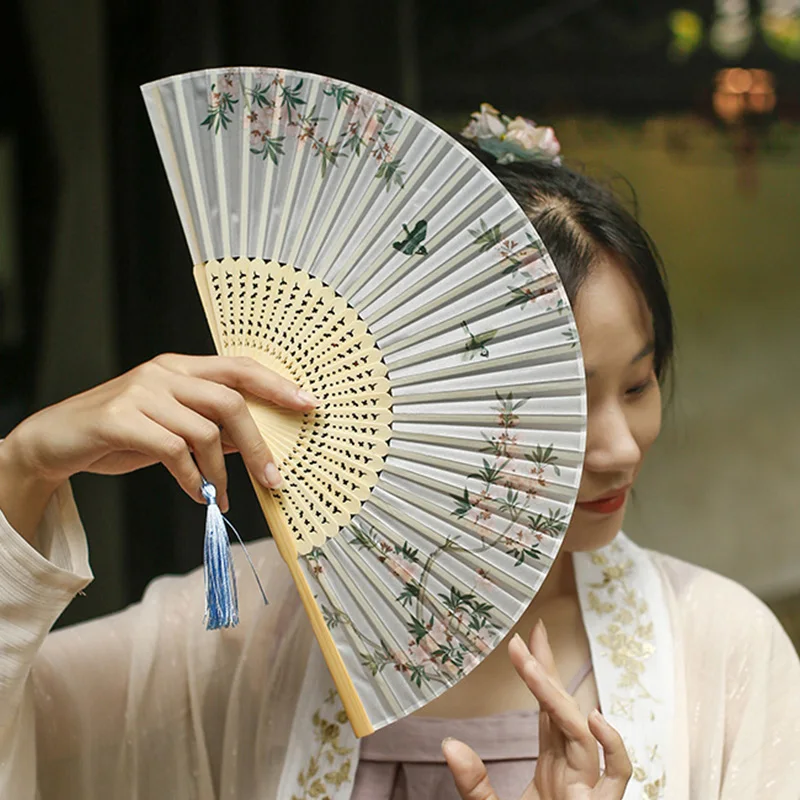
563 253 662 552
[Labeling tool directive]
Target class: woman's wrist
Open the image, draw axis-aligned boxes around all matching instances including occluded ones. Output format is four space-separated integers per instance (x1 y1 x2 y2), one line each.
0 429 63 547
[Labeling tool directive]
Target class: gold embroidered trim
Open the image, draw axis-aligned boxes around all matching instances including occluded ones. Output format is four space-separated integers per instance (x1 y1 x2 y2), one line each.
292 689 354 800
585 542 666 798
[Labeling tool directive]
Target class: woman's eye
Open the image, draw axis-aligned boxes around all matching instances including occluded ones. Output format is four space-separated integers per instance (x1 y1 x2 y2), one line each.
626 378 653 397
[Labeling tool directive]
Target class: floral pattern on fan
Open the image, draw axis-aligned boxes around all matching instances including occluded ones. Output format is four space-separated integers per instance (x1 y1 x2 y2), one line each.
467 218 561 314
305 526 501 690
453 392 569 566
297 390 569 704
201 70 405 185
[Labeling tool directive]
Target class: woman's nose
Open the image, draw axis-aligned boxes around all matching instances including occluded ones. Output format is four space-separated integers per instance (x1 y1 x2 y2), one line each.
583 402 641 475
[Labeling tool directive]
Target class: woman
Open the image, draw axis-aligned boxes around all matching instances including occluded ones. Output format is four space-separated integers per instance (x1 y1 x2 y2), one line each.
0 111 797 800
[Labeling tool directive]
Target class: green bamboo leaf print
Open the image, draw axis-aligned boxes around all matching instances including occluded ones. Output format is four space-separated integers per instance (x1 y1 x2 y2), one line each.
526 444 561 476
507 543 543 567
347 519 378 550
439 586 477 615
407 614 429 644
432 643 465 667
393 220 428 255
501 231 543 275
451 487 474 519
408 664 430 688
341 126 368 155
322 604 351 630
528 508 569 537
376 158 406 190
562 327 578 348
313 141 344 178
246 81 273 109
468 601 495 631
278 78 306 123
395 542 420 562
250 134 286 164
397 582 421 607
461 321 497 359
497 486 525 522
201 83 239 133
323 83 359 109
505 282 558 309
493 391 526 427
467 458 507 487
468 218 503 252
359 641 393 676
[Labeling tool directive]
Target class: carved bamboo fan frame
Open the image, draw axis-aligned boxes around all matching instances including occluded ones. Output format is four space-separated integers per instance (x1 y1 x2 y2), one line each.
196 257 392 553
143 67 587 737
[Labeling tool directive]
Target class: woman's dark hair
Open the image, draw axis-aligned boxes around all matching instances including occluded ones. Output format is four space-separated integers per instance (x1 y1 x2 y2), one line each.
466 143 674 383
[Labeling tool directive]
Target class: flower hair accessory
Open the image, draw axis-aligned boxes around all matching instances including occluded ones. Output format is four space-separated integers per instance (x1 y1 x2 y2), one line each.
461 103 561 166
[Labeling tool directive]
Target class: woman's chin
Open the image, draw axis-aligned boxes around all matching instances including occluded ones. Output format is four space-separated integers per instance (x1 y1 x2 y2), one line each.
561 504 626 553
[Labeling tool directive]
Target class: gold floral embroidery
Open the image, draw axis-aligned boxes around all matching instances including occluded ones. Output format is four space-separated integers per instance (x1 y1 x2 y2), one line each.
587 547 656 702
292 689 354 800
583 541 666 799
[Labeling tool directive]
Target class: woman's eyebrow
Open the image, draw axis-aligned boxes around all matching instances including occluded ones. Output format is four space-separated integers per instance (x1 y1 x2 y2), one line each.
584 341 655 378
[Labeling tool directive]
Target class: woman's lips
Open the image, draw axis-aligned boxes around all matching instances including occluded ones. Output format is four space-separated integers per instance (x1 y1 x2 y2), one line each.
576 488 629 515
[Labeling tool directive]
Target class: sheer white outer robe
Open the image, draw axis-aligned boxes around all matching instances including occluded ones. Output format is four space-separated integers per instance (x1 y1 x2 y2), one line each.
0 482 798 799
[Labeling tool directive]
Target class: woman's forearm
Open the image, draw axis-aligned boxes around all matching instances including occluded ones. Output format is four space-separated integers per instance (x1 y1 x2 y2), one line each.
0 433 61 547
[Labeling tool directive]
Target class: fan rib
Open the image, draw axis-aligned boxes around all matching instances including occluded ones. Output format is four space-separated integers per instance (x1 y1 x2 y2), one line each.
318 544 438 706
376 468 571 550
300 94 384 281
322 117 419 292
149 87 203 264
391 343 580 388
378 285 559 356
332 138 449 300
213 89 231 256
299 555 405 719
340 152 472 303
330 533 513 682
174 82 214 260
358 501 535 602
285 98 351 268
386 315 564 371
391 379 585 404
386 448 578 503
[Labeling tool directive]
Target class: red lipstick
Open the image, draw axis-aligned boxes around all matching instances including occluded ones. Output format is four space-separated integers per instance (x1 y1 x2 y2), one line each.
576 486 630 515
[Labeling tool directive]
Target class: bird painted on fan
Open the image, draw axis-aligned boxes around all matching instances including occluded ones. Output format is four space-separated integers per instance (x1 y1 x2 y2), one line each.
461 321 497 359
393 220 428 255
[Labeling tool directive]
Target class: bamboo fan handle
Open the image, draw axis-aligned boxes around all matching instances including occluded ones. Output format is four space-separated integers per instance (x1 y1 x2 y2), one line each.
249 476 374 737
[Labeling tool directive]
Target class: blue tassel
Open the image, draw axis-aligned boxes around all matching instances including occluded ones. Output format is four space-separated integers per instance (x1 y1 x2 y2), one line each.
202 479 268 630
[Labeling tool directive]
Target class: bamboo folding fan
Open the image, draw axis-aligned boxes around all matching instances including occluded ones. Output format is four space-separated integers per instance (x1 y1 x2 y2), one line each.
141 67 587 737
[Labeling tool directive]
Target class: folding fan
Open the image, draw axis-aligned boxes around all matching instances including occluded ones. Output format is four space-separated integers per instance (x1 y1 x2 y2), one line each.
141 67 586 737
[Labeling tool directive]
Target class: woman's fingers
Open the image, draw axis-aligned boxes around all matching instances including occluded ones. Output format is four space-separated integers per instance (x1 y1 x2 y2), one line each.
105 414 204 503
152 353 318 410
141 400 230 508
588 710 633 796
525 622 565 759
442 739 502 800
166 373 283 489
509 632 599 777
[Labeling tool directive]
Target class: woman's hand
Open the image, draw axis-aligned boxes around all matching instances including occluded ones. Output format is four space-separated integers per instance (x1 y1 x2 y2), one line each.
0 354 316 543
444 621 632 800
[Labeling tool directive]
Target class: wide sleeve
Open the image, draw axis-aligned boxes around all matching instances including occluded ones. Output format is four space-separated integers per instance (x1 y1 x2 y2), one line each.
0 481 93 797
0 481 314 800
660 553 800 799
716 589 800 799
